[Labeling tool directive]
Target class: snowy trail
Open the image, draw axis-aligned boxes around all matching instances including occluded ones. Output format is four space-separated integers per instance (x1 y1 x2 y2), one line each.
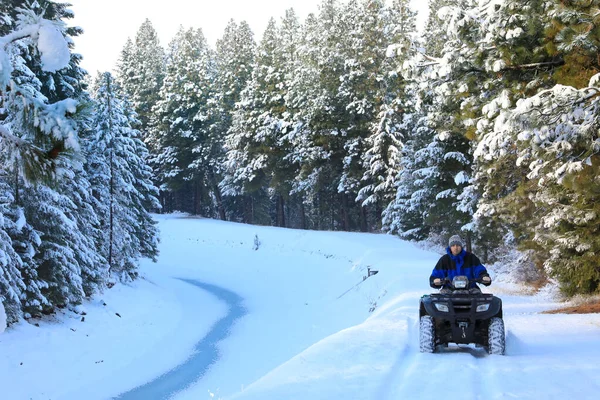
364 310 600 400
224 281 600 400
114 279 247 400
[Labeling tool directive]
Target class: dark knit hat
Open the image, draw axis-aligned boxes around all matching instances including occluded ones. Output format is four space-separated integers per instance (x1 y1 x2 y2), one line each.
448 235 463 248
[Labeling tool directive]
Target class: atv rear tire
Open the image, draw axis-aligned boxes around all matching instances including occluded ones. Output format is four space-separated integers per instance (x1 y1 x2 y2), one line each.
419 315 435 353
488 317 505 355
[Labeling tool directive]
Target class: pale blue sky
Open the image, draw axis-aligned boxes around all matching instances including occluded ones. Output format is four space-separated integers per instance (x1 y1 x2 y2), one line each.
67 0 429 75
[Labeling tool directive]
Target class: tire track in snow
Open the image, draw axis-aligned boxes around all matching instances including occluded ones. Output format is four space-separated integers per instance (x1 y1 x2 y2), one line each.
114 279 247 400
479 328 513 399
375 316 418 400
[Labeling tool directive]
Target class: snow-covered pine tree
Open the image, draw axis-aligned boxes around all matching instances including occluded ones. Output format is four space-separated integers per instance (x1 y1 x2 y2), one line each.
3 202 46 319
285 12 330 230
357 0 417 230
0 1 81 183
274 9 310 228
382 111 435 240
479 78 600 295
1 0 91 318
90 72 159 281
471 0 600 295
380 0 475 243
19 155 108 309
0 180 26 323
117 19 165 142
289 0 355 230
222 18 279 225
149 27 214 215
223 15 301 227
334 0 389 231
421 0 458 57
213 20 257 222
465 0 559 259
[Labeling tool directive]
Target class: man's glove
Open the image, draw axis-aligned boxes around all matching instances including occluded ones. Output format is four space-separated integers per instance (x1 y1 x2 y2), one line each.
481 276 492 286
433 278 442 287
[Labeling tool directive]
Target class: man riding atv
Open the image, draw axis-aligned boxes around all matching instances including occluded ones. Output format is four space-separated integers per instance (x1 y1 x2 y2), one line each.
420 234 505 355
430 235 491 293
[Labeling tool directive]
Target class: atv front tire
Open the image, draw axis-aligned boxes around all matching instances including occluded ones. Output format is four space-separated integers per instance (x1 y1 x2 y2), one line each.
488 317 505 355
419 315 435 353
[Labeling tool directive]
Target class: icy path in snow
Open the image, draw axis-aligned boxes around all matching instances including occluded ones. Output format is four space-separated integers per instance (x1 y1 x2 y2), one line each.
114 279 247 400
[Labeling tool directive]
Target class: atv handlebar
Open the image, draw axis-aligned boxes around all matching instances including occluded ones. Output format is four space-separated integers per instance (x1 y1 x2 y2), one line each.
434 277 485 288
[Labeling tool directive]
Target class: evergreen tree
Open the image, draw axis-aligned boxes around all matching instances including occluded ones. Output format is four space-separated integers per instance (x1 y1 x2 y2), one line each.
150 27 215 215
357 0 417 228
214 20 257 222
471 0 600 294
284 12 327 229
382 112 434 239
1 1 82 183
1 0 89 319
90 72 160 280
223 16 301 226
3 199 45 319
0 180 26 323
117 19 165 140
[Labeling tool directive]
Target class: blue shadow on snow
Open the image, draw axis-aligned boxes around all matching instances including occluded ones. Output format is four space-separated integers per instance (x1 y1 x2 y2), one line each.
114 279 247 400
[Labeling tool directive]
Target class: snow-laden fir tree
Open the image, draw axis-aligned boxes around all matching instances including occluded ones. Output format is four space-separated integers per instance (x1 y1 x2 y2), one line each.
213 20 257 222
0 0 89 319
0 1 81 183
117 19 165 142
18 159 106 310
149 27 215 215
90 72 160 281
471 0 600 294
286 0 357 230
0 180 26 323
444 0 557 259
223 15 300 227
356 0 417 229
421 0 458 57
4 199 47 318
381 0 475 242
481 78 600 295
382 111 435 240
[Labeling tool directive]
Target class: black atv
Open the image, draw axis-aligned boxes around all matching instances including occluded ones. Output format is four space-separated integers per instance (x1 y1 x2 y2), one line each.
419 275 505 355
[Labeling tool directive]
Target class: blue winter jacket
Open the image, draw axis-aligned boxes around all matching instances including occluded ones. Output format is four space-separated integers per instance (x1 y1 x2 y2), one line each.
429 248 490 289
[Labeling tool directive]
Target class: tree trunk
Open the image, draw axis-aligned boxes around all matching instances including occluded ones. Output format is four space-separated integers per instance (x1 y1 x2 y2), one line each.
193 181 199 215
318 190 324 230
330 191 335 230
214 185 226 220
14 167 19 206
360 205 368 232
300 195 306 230
341 193 351 231
466 231 473 253
247 195 254 224
277 194 286 227
208 169 226 220
160 191 166 214
375 200 383 231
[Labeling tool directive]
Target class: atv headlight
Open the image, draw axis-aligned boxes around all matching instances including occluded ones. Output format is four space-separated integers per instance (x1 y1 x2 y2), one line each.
476 303 490 312
452 276 469 289
434 302 449 312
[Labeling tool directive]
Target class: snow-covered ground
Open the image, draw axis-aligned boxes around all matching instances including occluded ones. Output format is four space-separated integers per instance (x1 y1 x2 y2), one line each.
2 213 600 400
